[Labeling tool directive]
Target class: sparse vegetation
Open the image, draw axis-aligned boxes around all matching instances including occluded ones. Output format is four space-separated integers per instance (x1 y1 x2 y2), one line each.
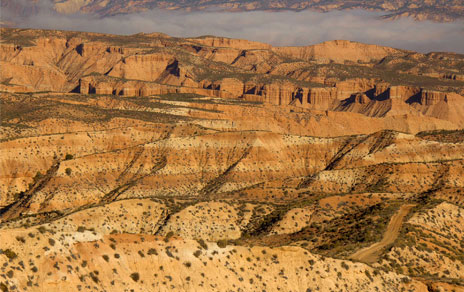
1 28 463 292
130 272 140 282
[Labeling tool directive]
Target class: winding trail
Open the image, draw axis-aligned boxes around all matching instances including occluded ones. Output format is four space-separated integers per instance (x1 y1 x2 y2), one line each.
350 204 415 263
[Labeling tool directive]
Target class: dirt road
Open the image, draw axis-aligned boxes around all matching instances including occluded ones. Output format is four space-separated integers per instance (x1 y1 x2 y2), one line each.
350 204 415 263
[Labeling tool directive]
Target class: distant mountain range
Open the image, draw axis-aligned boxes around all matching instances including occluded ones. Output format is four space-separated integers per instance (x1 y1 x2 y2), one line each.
2 0 464 22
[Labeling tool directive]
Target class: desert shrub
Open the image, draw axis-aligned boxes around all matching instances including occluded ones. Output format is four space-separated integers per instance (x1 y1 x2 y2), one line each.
217 239 228 248
89 271 99 283
33 171 43 183
130 272 140 282
2 249 17 260
147 248 158 255
0 283 8 292
15 236 25 243
365 270 374 282
401 277 411 283
164 231 174 242
197 239 208 250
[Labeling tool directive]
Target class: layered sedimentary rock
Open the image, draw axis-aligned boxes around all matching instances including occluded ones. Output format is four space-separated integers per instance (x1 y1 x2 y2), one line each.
272 40 404 63
1 28 464 292
0 29 462 131
3 28 463 130
1 90 463 291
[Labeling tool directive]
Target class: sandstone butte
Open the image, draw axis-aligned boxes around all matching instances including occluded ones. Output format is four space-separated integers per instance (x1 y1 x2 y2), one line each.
0 28 463 292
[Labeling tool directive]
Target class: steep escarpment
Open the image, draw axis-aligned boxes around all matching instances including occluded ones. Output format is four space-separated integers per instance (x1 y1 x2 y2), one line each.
2 28 463 131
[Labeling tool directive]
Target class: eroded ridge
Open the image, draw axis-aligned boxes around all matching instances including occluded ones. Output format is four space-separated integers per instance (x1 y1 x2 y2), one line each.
1 29 463 292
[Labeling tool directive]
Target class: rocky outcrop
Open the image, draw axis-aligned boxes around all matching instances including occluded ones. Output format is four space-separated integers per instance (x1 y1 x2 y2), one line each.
187 36 271 50
273 40 405 63
210 78 245 97
303 87 338 109
1 28 463 129
187 45 242 64
107 53 175 81
387 86 421 102
335 78 377 99
0 60 68 92
414 91 464 127
420 90 453 105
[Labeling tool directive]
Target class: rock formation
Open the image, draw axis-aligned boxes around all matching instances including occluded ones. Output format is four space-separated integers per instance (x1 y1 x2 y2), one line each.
2 28 463 130
1 28 463 292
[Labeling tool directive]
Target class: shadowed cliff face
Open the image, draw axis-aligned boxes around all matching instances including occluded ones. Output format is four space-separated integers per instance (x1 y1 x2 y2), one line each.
1 28 463 292
1 28 464 129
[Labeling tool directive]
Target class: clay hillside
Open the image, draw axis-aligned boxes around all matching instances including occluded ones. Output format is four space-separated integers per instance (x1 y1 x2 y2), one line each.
1 28 464 292
2 0 464 21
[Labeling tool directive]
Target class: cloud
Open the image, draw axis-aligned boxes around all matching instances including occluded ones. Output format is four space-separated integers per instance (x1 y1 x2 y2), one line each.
3 1 464 53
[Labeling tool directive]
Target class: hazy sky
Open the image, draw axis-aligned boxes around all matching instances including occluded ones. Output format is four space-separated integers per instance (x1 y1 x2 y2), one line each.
4 1 464 53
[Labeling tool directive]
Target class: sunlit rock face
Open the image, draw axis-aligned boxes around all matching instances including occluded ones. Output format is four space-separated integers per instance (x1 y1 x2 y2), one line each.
1 28 463 292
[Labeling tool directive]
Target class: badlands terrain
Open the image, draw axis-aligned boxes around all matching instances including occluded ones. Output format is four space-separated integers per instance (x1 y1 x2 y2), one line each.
0 28 464 291
2 0 464 21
